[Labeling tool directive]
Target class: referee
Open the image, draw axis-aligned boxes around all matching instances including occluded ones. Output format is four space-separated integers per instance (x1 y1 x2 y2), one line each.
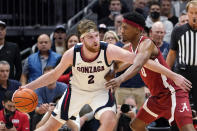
166 0 197 111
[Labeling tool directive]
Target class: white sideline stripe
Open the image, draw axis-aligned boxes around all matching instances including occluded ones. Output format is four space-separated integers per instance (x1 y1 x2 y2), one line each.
160 73 176 124
154 58 176 124
143 99 158 118
168 86 176 124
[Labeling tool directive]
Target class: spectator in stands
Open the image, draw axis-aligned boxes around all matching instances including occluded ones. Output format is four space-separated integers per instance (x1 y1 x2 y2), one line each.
0 61 21 110
51 25 67 55
132 0 148 18
149 21 169 59
32 66 67 130
160 0 178 26
92 0 111 21
65 34 79 51
91 0 129 21
98 24 108 41
103 30 119 45
21 34 61 85
114 14 123 38
116 96 137 131
99 0 123 27
178 11 189 26
56 33 79 85
0 91 30 131
172 0 190 17
145 1 173 43
0 21 22 81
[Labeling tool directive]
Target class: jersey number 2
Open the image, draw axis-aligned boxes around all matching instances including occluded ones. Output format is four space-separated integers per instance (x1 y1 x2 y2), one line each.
88 75 94 84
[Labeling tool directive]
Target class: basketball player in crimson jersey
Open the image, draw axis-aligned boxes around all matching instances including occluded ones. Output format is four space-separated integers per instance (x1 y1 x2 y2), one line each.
20 19 191 131
105 12 195 131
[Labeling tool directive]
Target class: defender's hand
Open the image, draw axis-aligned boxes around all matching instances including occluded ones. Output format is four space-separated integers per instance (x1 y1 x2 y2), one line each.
105 77 122 93
172 74 192 92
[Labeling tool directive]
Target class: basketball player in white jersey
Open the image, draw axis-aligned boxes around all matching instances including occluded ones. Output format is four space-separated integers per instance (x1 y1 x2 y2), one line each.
20 19 191 131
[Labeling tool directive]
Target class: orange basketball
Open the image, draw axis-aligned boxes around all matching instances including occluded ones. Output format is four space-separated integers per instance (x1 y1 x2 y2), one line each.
12 88 38 113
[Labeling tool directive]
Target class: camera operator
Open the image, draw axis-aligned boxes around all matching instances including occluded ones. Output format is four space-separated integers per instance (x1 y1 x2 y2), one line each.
116 96 137 131
0 91 29 131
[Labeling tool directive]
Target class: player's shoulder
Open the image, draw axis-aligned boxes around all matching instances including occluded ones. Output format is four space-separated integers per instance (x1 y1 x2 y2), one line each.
141 36 151 41
140 36 153 45
73 43 83 52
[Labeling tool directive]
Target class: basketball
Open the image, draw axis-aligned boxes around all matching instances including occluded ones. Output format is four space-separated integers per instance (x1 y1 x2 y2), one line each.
12 88 38 113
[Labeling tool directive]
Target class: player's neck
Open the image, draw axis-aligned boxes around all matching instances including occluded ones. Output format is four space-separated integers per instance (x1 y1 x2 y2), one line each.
82 46 99 60
130 35 141 52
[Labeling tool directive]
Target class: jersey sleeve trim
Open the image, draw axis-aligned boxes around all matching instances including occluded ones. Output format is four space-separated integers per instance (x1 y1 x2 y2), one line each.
73 44 82 67
100 42 113 67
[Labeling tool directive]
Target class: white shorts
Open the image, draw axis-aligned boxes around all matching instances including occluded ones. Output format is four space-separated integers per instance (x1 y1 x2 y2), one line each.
52 87 116 124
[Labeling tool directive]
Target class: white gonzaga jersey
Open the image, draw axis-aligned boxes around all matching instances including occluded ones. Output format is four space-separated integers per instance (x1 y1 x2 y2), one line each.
70 42 113 92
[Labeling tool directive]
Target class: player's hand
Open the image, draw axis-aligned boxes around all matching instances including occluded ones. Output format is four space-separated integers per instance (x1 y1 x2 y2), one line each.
41 103 49 111
105 77 122 93
173 74 192 92
37 104 49 114
18 86 26 90
48 103 56 112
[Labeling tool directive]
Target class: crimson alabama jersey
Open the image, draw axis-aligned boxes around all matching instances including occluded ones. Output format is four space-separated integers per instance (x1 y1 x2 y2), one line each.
130 36 180 96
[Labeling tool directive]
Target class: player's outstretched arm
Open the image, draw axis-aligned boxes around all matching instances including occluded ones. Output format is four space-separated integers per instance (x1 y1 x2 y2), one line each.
22 48 74 90
144 60 192 92
106 40 192 91
105 42 153 90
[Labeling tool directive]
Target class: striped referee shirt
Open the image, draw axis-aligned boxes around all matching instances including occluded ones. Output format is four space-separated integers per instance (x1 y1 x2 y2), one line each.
170 23 197 66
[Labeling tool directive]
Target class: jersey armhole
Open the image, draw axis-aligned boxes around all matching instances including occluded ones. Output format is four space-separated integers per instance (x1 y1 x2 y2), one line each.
73 44 82 67
101 42 113 67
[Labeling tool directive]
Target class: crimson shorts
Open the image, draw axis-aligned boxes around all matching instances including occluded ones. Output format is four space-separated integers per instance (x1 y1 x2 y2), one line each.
136 90 193 129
